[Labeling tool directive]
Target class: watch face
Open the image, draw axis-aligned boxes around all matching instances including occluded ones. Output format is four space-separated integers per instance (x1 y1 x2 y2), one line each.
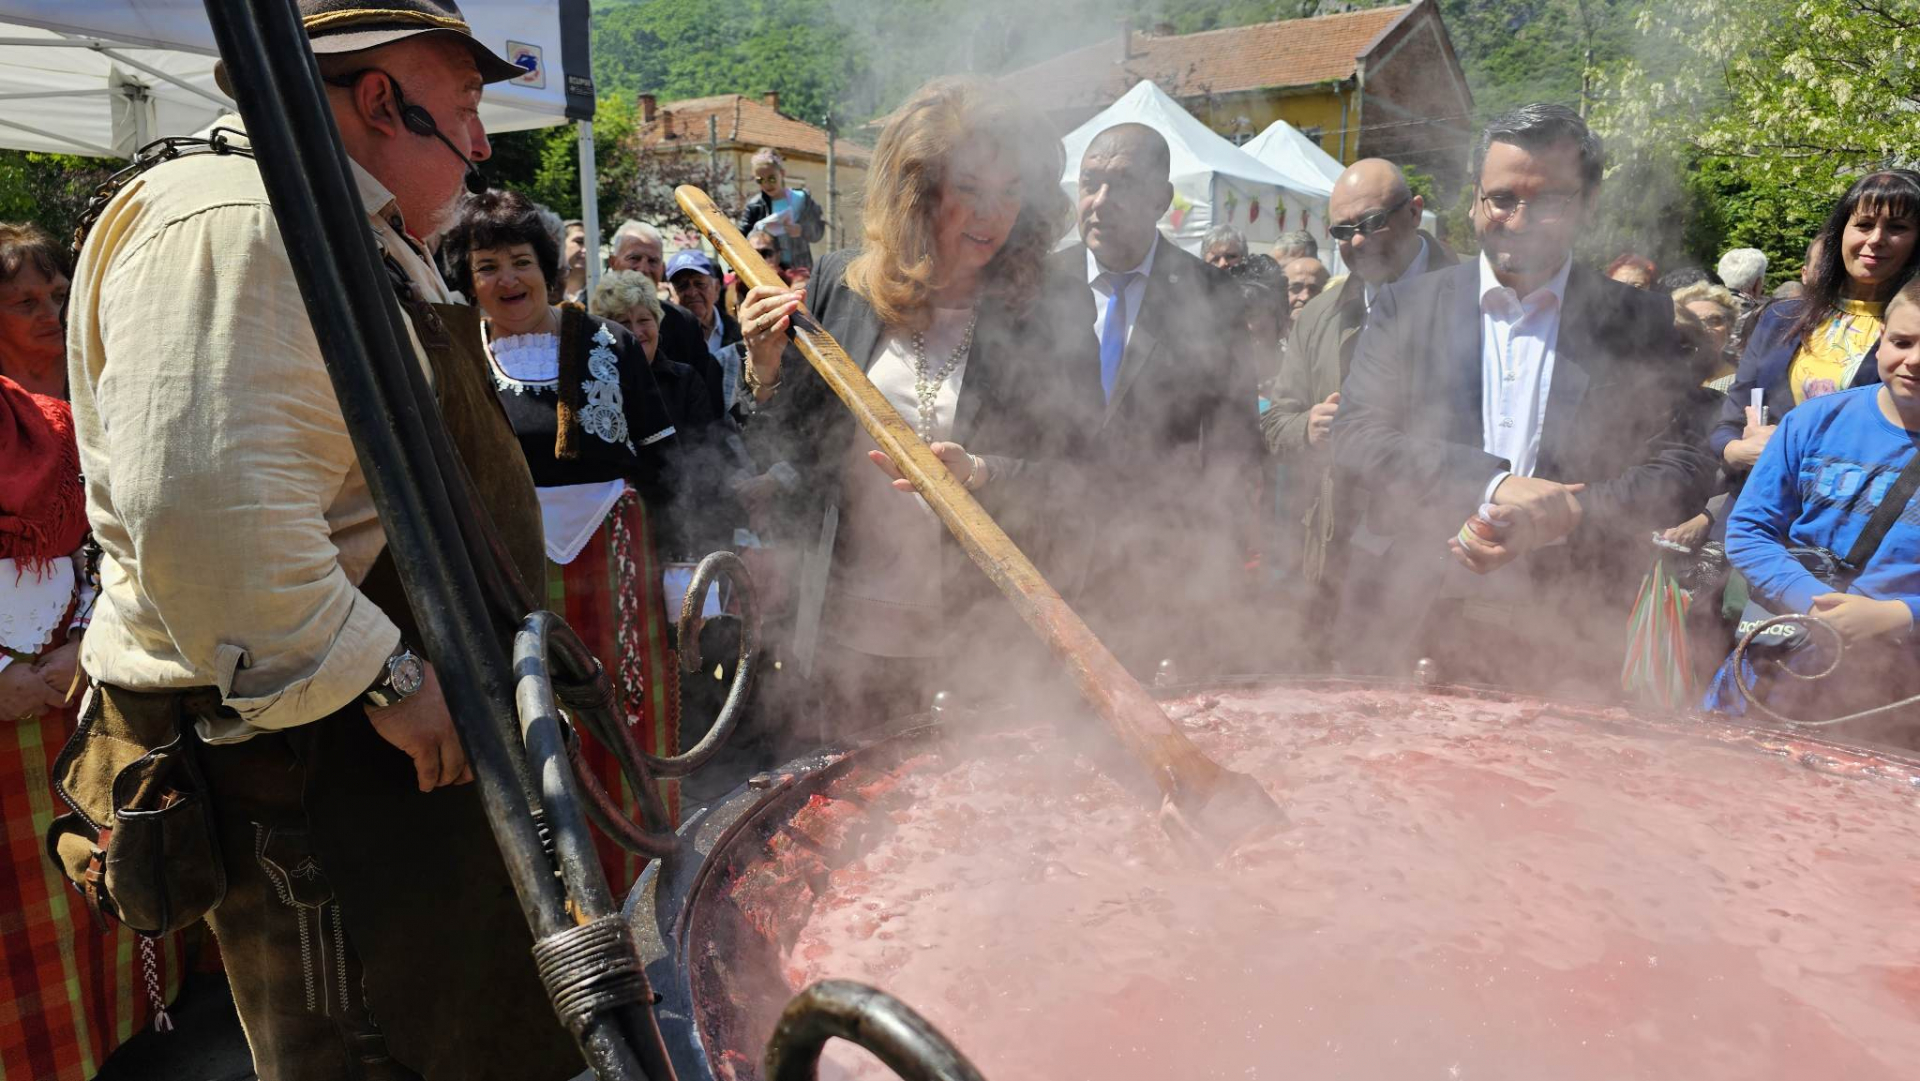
389 653 427 698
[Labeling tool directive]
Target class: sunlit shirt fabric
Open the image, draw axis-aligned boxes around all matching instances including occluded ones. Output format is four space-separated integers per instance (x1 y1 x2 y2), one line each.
1478 252 1573 503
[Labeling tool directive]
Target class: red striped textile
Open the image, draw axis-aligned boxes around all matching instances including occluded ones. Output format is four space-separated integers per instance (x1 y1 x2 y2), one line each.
0 693 182 1080
546 489 679 893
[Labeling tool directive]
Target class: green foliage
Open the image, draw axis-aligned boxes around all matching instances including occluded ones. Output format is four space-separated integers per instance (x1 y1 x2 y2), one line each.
487 96 641 224
0 150 116 255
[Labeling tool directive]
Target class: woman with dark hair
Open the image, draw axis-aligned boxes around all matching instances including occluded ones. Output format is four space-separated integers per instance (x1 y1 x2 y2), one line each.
735 76 1100 741
1713 170 1920 479
0 222 182 1077
443 189 683 884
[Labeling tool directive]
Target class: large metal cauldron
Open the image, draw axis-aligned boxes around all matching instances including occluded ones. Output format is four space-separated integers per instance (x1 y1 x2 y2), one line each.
627 677 1920 1081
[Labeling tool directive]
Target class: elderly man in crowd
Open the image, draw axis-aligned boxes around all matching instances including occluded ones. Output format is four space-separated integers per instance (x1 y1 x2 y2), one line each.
1272 229 1317 262
666 249 742 402
1282 256 1329 324
61 2 581 1077
1057 123 1263 675
1263 159 1456 658
1717 246 1770 355
1331 104 1713 693
1202 224 1249 269
612 218 730 418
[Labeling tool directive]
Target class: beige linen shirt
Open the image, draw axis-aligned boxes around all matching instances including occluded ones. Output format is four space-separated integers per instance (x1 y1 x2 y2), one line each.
68 117 449 742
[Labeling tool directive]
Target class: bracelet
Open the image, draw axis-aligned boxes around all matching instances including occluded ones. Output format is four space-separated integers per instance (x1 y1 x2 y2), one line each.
964 454 987 491
742 359 781 399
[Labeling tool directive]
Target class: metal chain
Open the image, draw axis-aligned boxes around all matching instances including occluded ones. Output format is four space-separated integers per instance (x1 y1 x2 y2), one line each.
72 128 254 258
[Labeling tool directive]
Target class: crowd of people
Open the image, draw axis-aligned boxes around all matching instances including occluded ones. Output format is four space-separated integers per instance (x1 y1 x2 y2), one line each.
2 0 1918 1078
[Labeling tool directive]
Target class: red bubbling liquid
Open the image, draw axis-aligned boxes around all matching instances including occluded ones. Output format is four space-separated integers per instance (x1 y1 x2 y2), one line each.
745 687 1920 1080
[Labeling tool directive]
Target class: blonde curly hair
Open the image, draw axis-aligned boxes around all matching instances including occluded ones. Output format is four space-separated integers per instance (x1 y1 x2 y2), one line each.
1670 280 1738 317
845 76 1067 330
589 268 662 326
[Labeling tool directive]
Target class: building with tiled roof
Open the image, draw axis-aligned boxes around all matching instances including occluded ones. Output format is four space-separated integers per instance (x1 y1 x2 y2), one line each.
1006 0 1473 193
636 92 872 250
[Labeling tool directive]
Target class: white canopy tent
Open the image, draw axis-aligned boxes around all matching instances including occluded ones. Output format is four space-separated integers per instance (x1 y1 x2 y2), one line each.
1062 80 1342 274
1241 119 1344 196
1242 117 1441 240
0 0 604 283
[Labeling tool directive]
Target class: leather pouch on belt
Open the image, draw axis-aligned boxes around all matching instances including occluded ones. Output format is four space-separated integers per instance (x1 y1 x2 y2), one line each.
44 683 227 936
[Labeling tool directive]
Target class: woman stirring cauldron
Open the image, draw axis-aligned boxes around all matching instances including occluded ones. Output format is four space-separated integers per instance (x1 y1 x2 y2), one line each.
442 191 683 884
737 77 1100 745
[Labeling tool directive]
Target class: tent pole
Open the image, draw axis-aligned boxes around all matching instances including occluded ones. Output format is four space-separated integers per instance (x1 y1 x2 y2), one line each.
578 119 599 296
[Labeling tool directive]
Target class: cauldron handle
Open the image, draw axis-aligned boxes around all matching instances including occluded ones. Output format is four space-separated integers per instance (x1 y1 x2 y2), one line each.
651 550 760 779
764 980 988 1081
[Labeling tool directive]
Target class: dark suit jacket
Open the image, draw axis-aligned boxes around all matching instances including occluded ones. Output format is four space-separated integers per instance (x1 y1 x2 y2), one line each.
1330 259 1716 680
659 300 730 420
747 248 1102 672
1054 236 1264 675
1264 231 1458 584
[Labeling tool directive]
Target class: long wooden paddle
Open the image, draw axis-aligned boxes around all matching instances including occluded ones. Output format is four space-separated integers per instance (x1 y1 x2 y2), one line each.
676 186 1281 845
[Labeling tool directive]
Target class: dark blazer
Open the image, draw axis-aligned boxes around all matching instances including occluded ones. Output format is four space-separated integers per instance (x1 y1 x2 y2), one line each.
1330 259 1717 678
1053 236 1264 675
659 300 730 420
1708 299 1881 461
748 248 1102 672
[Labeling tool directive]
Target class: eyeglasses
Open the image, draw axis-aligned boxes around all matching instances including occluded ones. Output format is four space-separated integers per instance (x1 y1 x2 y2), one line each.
1328 196 1412 242
1478 189 1581 224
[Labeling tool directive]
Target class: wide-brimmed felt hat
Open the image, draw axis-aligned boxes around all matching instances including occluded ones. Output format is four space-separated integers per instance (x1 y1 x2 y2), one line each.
216 0 524 97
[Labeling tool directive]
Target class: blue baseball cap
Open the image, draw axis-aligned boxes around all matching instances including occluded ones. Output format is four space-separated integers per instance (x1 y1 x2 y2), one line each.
666 250 718 280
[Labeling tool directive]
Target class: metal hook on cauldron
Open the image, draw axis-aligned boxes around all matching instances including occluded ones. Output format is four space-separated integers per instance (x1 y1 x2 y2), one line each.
1729 612 1920 727
659 550 761 779
763 980 989 1081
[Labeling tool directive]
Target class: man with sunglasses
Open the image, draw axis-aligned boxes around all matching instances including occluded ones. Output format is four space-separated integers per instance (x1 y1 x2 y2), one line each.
1262 160 1456 661
1329 105 1713 694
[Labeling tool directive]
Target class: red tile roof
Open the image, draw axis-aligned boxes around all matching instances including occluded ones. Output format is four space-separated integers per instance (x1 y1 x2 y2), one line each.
1005 4 1415 110
639 94 871 164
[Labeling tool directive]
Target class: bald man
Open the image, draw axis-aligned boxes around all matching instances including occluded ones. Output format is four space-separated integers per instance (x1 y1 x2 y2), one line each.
1053 122 1263 676
1262 159 1457 663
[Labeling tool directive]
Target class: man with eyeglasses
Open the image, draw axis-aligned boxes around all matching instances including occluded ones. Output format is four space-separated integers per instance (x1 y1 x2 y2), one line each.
1329 104 1713 694
1262 159 1456 660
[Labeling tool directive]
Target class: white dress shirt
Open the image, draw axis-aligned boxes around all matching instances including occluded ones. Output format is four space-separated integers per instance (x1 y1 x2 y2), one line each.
1363 235 1431 310
1088 234 1160 356
1479 252 1573 502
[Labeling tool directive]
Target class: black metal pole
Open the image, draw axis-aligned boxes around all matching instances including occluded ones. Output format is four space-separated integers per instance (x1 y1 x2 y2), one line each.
197 2 668 1077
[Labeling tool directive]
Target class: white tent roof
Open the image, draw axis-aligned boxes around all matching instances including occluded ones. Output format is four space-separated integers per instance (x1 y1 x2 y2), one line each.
0 1 583 158
1061 80 1340 267
1240 119 1344 197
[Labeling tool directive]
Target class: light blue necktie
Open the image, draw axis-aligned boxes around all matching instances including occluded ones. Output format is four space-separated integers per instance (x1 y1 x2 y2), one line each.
1098 271 1137 402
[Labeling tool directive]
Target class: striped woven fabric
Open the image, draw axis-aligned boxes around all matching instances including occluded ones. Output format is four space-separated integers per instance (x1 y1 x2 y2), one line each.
0 697 182 1080
545 488 679 891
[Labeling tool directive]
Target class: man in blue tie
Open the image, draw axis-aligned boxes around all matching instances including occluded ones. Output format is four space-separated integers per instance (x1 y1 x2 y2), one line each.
1053 123 1263 676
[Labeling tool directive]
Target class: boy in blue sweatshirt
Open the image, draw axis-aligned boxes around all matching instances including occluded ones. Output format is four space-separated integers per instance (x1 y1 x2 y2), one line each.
1706 276 1920 739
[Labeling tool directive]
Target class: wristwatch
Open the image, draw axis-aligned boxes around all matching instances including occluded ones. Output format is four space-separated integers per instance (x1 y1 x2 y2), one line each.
362 644 426 710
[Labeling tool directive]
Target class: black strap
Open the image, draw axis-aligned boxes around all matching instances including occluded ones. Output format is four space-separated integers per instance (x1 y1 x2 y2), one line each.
1843 441 1920 569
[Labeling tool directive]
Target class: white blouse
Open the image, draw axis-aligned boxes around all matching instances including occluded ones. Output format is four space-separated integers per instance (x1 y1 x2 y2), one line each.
0 555 85 673
823 305 976 658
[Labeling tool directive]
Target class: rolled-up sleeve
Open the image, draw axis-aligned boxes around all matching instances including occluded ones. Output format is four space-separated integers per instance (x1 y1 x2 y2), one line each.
92 203 397 729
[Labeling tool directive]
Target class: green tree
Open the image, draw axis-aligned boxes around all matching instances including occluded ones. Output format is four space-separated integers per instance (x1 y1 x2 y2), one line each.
0 150 117 256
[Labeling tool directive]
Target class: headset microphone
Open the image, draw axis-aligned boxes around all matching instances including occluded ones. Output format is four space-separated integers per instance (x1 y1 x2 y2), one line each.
383 72 488 195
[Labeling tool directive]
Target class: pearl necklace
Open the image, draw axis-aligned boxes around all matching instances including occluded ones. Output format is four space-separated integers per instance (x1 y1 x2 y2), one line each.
908 312 977 440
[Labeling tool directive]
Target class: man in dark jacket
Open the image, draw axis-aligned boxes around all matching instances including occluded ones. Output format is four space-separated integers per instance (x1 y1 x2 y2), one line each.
1265 159 1456 661
1058 123 1264 676
1330 105 1715 694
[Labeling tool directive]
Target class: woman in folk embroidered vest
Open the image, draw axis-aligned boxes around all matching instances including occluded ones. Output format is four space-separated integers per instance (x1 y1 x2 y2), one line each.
442 191 684 886
0 223 183 1078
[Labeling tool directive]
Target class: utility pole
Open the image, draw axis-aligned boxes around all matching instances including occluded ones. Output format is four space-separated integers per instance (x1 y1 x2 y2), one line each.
825 109 839 250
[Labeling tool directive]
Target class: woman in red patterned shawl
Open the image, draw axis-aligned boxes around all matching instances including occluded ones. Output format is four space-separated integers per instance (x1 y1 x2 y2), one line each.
0 223 181 1078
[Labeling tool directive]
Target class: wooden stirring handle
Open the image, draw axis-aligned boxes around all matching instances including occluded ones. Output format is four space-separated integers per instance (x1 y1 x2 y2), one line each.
676 186 1272 824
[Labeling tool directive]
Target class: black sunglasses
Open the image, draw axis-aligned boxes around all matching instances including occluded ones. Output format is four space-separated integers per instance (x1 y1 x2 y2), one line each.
1328 195 1412 242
